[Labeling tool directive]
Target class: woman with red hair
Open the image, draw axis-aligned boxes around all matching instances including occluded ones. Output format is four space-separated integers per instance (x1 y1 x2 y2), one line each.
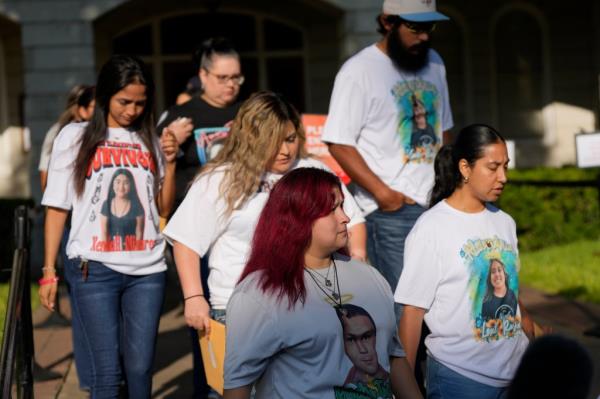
223 168 421 399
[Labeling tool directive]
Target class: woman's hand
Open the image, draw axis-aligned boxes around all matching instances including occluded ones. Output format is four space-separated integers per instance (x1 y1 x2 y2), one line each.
39 278 58 312
184 295 212 334
166 117 193 145
160 129 180 164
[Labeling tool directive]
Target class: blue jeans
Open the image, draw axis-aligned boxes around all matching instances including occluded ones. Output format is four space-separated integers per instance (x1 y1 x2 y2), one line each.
366 204 425 317
210 308 227 323
426 356 507 399
66 259 165 399
62 228 92 390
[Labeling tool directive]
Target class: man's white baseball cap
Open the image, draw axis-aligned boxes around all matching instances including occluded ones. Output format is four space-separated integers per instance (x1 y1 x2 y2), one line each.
383 0 449 22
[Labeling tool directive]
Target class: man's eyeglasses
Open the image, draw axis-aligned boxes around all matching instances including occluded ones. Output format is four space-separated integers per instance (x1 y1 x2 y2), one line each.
403 21 437 35
204 69 245 85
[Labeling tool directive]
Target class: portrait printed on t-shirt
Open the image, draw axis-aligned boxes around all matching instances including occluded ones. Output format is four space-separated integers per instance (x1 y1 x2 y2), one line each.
391 79 441 164
193 125 230 165
333 304 393 399
460 236 523 342
87 141 159 252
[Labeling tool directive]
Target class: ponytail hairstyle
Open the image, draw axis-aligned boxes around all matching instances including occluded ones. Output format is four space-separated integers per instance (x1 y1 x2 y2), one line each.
193 37 239 73
73 55 157 197
430 124 505 207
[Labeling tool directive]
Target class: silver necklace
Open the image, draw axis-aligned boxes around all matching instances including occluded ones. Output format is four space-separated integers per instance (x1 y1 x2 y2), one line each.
309 261 333 287
305 257 342 307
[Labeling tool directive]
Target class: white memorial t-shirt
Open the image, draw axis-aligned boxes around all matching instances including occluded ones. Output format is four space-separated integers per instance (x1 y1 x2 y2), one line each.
42 122 167 275
394 201 529 387
322 44 453 213
163 157 365 309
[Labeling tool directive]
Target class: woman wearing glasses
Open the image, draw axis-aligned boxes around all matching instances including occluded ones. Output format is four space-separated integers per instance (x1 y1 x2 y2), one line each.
157 37 244 202
157 36 245 398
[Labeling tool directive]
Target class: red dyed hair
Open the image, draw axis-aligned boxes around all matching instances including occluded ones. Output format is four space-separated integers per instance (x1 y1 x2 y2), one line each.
238 167 346 308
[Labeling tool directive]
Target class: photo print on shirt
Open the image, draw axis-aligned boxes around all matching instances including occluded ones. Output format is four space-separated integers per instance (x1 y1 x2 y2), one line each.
460 236 523 342
391 79 441 164
87 141 158 252
333 304 393 399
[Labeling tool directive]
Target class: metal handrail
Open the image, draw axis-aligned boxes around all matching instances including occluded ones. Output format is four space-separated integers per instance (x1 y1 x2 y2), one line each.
0 206 34 399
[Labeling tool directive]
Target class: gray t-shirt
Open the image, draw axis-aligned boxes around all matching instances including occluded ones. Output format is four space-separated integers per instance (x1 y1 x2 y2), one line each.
224 255 405 398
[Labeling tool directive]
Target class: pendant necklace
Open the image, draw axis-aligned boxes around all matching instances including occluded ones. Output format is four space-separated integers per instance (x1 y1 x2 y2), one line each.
305 257 342 308
309 261 333 287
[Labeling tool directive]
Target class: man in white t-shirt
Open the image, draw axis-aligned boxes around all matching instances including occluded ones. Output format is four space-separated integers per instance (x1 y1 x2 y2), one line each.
322 0 453 297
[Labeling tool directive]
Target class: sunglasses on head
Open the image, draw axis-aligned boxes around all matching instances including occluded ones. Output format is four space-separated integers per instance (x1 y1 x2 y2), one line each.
402 20 437 34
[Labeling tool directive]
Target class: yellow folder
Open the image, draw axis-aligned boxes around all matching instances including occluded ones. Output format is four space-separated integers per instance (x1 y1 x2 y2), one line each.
199 319 226 395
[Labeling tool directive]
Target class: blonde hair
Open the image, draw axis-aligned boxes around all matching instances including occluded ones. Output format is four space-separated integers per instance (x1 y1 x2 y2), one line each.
201 91 307 214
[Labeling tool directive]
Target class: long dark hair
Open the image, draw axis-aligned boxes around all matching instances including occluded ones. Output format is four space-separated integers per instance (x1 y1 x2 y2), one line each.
73 55 157 197
430 124 505 207
105 168 143 212
238 168 344 308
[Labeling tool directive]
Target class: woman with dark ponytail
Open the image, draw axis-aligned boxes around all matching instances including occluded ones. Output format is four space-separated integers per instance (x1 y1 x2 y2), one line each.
39 55 179 398
394 124 543 398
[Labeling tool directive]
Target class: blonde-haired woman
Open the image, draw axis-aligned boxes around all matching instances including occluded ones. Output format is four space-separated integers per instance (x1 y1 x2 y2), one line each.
163 91 366 331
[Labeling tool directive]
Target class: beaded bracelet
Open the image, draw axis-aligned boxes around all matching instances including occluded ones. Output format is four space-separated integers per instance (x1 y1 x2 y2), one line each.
38 277 59 286
184 294 205 301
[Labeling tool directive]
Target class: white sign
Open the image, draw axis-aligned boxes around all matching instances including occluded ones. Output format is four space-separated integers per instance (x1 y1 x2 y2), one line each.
575 132 600 168
505 140 516 169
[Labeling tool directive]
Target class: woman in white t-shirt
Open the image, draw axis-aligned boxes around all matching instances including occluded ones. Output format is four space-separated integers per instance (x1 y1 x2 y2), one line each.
39 55 179 398
163 91 366 332
395 124 539 398
39 84 96 190
223 167 421 399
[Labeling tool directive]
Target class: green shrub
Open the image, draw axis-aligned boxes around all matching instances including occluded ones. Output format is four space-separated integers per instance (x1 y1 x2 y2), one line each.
497 167 600 251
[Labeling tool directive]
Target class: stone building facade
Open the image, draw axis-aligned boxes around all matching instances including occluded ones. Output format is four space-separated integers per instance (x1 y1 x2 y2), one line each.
1 0 600 202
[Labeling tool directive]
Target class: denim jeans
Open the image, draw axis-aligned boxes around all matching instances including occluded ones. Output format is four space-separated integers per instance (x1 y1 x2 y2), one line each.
65 259 165 399
366 204 425 318
426 356 507 399
61 228 92 390
210 308 227 323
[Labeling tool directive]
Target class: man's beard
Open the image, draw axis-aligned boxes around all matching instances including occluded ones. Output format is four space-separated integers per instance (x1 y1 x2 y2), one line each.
387 30 430 72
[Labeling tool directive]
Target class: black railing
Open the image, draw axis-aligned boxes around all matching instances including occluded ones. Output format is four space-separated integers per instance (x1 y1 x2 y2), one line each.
0 206 34 399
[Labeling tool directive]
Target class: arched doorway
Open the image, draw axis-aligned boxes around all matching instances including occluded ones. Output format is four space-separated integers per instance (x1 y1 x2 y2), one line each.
435 7 471 130
492 7 550 139
94 0 343 113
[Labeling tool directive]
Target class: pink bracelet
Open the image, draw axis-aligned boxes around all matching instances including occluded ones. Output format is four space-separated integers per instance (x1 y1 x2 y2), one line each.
38 277 59 286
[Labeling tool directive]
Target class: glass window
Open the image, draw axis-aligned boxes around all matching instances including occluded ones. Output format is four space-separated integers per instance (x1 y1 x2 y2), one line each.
160 13 256 54
238 56 259 102
113 24 153 56
162 61 197 107
112 13 305 112
266 57 305 112
264 19 303 51
495 10 544 138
